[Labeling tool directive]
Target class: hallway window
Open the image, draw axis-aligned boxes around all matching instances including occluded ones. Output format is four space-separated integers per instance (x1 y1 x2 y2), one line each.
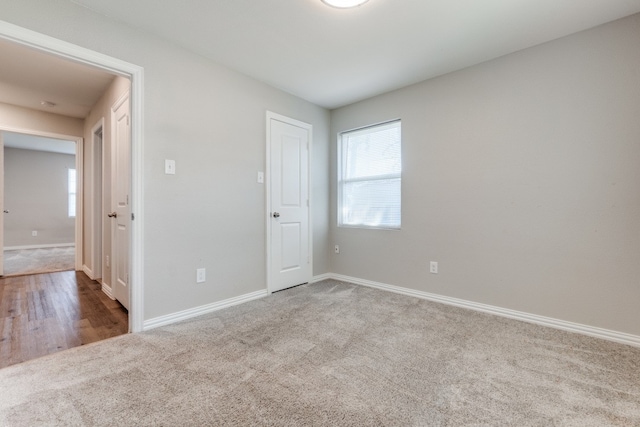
338 120 402 229
68 168 76 218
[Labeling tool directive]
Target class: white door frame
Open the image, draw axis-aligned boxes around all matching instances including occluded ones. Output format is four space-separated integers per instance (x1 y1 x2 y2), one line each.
0 128 83 272
265 111 313 293
87 118 104 283
0 132 4 276
0 20 146 333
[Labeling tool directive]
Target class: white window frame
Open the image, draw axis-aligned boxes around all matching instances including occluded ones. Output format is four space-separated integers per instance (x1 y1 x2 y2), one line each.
338 119 402 230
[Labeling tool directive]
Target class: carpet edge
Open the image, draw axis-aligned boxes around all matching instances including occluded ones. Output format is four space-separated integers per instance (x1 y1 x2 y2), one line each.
143 289 268 330
322 273 640 348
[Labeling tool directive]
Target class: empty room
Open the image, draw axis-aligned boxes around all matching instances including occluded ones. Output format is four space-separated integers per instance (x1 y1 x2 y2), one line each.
0 0 639 425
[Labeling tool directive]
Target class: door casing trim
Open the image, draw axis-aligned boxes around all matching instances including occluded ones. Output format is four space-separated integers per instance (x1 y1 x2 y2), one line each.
0 128 83 273
88 117 105 282
0 20 146 333
265 111 313 294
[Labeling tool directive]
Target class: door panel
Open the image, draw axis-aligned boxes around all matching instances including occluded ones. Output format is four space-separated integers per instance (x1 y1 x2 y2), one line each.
281 137 301 206
112 94 131 309
269 115 311 292
280 222 301 271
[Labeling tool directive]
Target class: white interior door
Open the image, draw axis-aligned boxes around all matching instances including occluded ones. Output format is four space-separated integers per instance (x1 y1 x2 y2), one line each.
268 113 311 292
112 93 131 309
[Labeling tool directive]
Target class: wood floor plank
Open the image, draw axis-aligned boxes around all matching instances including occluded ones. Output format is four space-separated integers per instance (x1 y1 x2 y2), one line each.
0 271 128 369
0 316 12 364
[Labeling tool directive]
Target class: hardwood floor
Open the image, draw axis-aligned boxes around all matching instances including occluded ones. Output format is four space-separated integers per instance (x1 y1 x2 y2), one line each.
0 270 128 369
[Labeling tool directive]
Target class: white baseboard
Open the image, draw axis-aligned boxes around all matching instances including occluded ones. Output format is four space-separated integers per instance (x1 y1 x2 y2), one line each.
82 265 94 280
143 289 269 331
319 273 640 348
310 273 333 283
101 282 115 300
4 243 75 251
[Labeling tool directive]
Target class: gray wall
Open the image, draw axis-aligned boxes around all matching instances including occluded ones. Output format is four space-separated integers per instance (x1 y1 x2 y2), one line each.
0 102 84 137
0 0 331 320
330 14 640 336
4 0 638 338
4 147 75 247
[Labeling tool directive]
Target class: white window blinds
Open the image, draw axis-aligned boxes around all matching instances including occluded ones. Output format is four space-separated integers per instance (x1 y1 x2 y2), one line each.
338 120 401 229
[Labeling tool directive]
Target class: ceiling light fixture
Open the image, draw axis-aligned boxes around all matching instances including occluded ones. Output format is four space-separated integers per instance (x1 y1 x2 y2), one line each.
321 0 369 9
40 100 56 108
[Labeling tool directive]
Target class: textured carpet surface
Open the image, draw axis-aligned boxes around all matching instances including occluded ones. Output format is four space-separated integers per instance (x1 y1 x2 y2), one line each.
3 246 75 276
0 279 638 426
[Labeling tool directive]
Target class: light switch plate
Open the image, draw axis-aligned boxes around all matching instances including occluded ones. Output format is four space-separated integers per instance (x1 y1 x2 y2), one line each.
430 261 438 274
165 159 176 175
257 171 264 183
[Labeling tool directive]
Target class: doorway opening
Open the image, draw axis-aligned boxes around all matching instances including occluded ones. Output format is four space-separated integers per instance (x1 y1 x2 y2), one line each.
0 22 144 336
1 131 80 277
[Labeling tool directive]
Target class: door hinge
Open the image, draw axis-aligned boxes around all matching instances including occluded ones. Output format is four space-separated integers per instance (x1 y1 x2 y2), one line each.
307 199 309 207
131 213 135 221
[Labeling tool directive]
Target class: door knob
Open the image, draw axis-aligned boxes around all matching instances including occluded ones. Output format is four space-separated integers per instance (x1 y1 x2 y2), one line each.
107 212 117 218
272 212 280 218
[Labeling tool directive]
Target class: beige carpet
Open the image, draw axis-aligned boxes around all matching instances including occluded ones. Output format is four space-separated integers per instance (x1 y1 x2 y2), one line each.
3 246 75 276
0 279 638 426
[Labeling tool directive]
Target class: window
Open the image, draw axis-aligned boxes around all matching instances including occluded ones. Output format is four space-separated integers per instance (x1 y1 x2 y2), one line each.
338 120 401 229
68 168 77 218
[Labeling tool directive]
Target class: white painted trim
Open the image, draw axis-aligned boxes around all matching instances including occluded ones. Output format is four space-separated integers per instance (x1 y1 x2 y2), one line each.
265 111 313 294
265 114 272 293
130 67 145 334
143 289 269 331
322 273 640 348
101 281 115 300
4 243 75 250
310 273 333 283
74 136 83 271
0 127 81 142
82 264 94 280
89 118 105 282
0 132 4 276
0 20 146 333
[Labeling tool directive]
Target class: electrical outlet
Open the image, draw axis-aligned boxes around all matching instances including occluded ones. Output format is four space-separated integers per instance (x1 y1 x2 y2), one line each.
334 245 340 254
106 255 110 268
32 230 38 237
196 268 206 283
430 261 438 274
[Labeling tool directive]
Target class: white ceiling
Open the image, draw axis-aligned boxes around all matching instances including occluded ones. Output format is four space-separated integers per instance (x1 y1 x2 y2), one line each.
3 131 76 155
70 0 640 109
0 37 116 118
1 1 640 114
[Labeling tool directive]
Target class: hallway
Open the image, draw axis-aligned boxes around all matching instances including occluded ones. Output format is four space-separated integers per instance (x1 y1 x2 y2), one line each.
0 270 127 368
